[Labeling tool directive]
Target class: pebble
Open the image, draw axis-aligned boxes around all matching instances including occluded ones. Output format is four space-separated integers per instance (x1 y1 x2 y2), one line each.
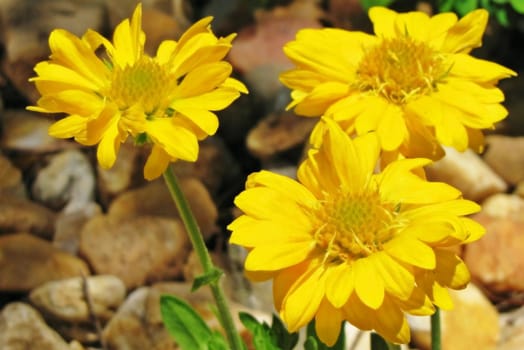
0 194 55 239
483 135 524 185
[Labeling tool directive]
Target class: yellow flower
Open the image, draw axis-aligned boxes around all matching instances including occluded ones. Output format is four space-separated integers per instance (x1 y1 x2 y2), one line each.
28 4 247 180
228 118 484 345
280 7 516 159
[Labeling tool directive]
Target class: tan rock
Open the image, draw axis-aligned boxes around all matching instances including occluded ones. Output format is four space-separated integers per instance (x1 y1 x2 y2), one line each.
108 177 218 239
483 135 524 185
79 215 190 289
0 233 90 292
464 212 524 293
499 306 524 350
0 302 70 350
410 284 499 350
0 154 26 198
30 275 126 323
0 194 55 239
425 147 507 202
246 111 317 160
0 110 74 152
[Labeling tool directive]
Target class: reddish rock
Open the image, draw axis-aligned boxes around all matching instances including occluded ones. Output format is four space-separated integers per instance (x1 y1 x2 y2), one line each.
464 212 524 293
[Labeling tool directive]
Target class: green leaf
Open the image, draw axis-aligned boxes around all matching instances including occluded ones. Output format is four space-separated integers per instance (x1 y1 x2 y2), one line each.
208 331 231 350
360 0 396 11
239 312 280 350
160 294 214 350
271 314 299 350
454 0 479 15
192 267 223 291
304 336 319 350
494 5 511 26
370 333 401 350
438 0 457 12
304 320 345 350
510 0 524 13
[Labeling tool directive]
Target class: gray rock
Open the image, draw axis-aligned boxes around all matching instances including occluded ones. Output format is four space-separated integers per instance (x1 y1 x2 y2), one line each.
0 302 70 350
30 275 126 323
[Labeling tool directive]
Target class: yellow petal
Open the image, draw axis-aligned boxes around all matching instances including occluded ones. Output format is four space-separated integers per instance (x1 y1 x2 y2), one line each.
373 252 415 300
354 258 385 309
273 261 309 310
325 262 354 308
281 264 326 332
145 118 199 161
377 104 407 151
434 249 470 289
48 115 88 139
384 236 436 269
369 7 397 38
315 299 343 346
293 82 350 117
111 3 145 67
442 9 488 53
379 158 461 204
460 217 485 243
245 242 316 271
96 117 121 169
175 62 232 97
144 145 171 180
173 108 219 136
32 62 100 91
450 53 516 83
374 297 411 344
394 11 431 41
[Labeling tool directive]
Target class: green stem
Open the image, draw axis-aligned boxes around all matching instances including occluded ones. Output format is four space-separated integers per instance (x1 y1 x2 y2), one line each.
431 308 441 350
163 167 244 350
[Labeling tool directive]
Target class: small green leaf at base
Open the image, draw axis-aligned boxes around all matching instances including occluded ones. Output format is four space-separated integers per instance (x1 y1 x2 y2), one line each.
192 267 223 291
370 333 401 350
304 320 345 350
160 294 227 350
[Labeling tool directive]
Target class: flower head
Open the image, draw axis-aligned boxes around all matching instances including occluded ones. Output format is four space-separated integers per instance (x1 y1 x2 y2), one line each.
228 119 484 345
280 7 516 159
28 4 247 179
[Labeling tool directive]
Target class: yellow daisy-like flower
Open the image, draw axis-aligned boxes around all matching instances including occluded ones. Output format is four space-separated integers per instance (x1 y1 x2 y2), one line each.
228 118 484 345
280 7 516 159
28 4 247 180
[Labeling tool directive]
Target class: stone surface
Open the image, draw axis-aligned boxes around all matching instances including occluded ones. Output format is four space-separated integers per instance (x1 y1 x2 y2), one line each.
53 202 102 255
30 275 126 323
0 154 26 198
108 177 218 239
464 211 524 293
0 233 90 292
79 215 190 289
0 110 74 152
425 147 508 202
0 302 70 350
410 284 499 350
483 135 524 185
0 194 55 239
0 0 106 103
499 306 524 350
246 111 317 160
31 149 95 213
481 193 524 221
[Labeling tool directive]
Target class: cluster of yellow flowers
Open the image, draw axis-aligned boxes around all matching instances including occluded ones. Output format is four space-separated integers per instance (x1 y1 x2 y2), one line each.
29 3 515 347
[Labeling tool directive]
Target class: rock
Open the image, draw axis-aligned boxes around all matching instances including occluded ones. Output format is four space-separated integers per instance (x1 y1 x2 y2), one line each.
0 109 74 152
30 275 126 323
481 193 524 221
0 0 106 103
499 306 524 350
108 177 218 239
410 284 499 350
103 282 271 350
97 141 148 207
0 153 26 198
173 136 242 196
0 302 70 350
0 194 55 239
141 6 185 55
0 233 90 292
79 215 190 289
31 149 95 213
464 212 524 293
425 147 508 202
53 202 102 255
483 135 524 186
246 110 317 160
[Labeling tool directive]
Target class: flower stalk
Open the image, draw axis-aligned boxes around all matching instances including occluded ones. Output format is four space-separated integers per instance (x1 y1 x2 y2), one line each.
163 166 244 350
431 308 442 350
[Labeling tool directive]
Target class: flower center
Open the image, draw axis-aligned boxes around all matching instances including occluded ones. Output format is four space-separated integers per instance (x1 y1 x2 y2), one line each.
108 57 177 116
314 190 399 262
355 36 448 104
